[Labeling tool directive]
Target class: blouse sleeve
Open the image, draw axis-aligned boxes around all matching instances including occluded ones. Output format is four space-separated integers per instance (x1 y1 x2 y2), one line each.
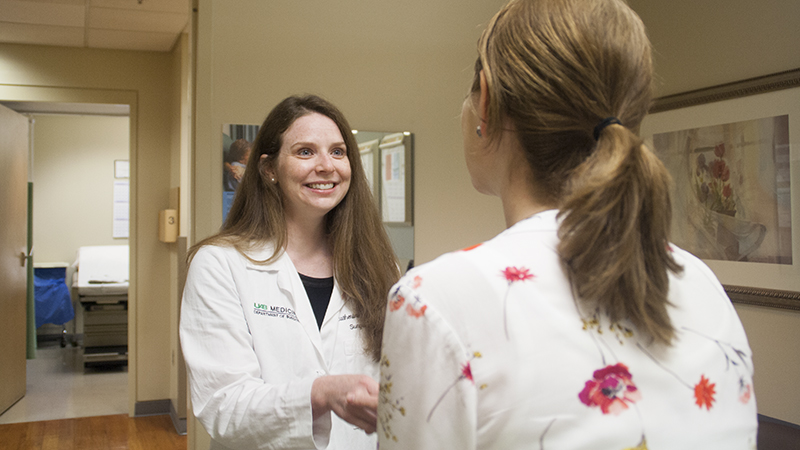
378 282 477 450
180 246 329 450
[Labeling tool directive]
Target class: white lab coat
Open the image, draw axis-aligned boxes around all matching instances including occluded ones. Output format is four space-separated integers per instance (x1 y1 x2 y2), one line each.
180 244 378 450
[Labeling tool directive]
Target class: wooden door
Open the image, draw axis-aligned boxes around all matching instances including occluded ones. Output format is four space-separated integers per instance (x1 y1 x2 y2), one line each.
0 104 29 415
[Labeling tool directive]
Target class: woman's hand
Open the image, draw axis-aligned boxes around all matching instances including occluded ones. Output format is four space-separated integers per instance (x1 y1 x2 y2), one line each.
232 164 246 180
311 374 379 433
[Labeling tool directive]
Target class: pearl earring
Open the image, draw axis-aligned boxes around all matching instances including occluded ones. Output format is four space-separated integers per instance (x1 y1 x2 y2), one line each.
476 125 482 137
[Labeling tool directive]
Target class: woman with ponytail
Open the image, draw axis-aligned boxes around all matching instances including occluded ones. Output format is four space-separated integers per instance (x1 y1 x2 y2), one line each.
378 0 757 448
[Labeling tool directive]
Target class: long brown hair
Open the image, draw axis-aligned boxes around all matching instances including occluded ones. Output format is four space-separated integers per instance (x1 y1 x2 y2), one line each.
190 95 399 361
474 0 682 345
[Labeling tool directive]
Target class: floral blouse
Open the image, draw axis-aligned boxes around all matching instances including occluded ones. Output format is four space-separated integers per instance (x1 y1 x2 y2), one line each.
378 210 757 450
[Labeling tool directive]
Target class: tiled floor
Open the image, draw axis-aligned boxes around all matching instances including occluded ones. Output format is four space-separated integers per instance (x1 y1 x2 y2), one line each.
0 341 128 425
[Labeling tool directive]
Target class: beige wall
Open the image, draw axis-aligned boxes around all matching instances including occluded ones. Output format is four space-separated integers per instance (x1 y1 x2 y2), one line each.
192 0 508 261
0 43 179 410
31 114 129 265
627 0 800 97
628 0 800 425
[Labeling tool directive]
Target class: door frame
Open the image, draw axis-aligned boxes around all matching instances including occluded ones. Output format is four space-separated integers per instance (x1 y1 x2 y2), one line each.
0 85 139 415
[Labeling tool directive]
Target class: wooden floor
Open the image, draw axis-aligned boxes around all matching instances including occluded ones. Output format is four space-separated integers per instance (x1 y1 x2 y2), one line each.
0 414 186 450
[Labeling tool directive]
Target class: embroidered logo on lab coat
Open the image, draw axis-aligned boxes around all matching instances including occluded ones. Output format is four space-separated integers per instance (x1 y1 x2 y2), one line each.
253 304 299 322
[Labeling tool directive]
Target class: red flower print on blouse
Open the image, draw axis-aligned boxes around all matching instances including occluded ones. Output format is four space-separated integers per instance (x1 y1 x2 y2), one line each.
389 294 405 312
406 303 427 318
579 363 641 415
411 275 422 289
502 266 535 283
461 362 473 383
427 352 483 422
694 375 716 410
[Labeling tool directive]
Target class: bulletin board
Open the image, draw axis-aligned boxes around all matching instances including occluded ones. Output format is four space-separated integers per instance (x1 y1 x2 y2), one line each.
379 133 413 225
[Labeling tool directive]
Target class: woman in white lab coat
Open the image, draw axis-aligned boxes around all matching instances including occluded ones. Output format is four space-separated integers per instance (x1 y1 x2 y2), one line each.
181 95 400 450
378 0 757 449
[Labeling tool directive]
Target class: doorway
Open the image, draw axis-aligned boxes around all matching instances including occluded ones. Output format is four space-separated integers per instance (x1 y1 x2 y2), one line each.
0 101 131 424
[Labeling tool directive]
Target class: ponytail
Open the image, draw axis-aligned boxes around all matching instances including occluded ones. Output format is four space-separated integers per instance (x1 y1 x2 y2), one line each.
557 124 683 346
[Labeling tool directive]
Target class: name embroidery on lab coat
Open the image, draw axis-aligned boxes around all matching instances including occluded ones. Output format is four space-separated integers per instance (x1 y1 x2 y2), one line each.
339 313 362 330
253 304 299 322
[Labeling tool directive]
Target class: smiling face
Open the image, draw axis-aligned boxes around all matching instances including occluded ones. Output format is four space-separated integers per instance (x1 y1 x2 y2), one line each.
270 112 351 224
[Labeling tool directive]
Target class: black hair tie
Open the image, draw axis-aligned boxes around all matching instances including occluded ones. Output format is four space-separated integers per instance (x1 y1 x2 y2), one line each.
593 117 622 141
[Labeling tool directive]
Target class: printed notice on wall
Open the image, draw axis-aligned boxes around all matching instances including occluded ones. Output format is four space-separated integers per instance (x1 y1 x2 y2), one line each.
358 139 379 196
113 180 129 238
381 144 406 223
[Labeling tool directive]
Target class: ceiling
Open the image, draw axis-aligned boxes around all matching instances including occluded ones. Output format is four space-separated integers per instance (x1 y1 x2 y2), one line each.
0 0 190 52
1 100 130 115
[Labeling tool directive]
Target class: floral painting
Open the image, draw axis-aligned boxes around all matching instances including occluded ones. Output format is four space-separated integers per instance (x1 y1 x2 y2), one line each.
652 115 791 264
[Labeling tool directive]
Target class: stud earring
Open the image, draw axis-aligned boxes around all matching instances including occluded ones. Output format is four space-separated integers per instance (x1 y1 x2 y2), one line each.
476 125 482 138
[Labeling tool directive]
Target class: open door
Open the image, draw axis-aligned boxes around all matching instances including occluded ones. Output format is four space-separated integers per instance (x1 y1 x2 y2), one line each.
0 104 30 415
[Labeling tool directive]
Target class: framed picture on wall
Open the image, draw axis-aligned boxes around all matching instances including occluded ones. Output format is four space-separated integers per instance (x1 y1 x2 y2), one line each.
640 69 800 310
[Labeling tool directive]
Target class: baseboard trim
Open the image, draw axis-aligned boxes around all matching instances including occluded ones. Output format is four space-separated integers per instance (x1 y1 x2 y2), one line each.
133 399 171 417
169 400 187 435
758 414 800 430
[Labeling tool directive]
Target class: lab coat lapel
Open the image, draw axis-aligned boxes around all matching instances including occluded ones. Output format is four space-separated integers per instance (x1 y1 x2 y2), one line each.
274 255 328 365
319 283 345 365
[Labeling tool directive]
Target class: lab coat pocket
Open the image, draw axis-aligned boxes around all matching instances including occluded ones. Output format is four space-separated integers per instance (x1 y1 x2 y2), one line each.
344 338 358 356
338 335 378 379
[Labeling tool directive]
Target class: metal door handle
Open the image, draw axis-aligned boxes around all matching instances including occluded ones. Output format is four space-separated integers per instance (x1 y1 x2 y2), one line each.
20 249 32 267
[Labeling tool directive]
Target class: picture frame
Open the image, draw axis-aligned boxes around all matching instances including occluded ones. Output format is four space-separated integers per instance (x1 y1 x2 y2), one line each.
640 68 800 311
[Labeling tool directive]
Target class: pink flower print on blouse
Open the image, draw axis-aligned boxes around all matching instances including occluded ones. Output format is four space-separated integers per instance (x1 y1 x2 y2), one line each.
738 378 752 404
500 266 535 340
406 303 427 318
411 275 422 289
427 352 483 422
502 266 535 283
694 375 716 410
579 363 641 415
388 286 426 317
461 361 473 382
389 294 405 312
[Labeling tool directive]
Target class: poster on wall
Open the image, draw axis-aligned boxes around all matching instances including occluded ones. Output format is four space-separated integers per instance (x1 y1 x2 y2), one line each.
223 124 260 222
651 115 791 264
113 179 129 238
379 133 411 224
